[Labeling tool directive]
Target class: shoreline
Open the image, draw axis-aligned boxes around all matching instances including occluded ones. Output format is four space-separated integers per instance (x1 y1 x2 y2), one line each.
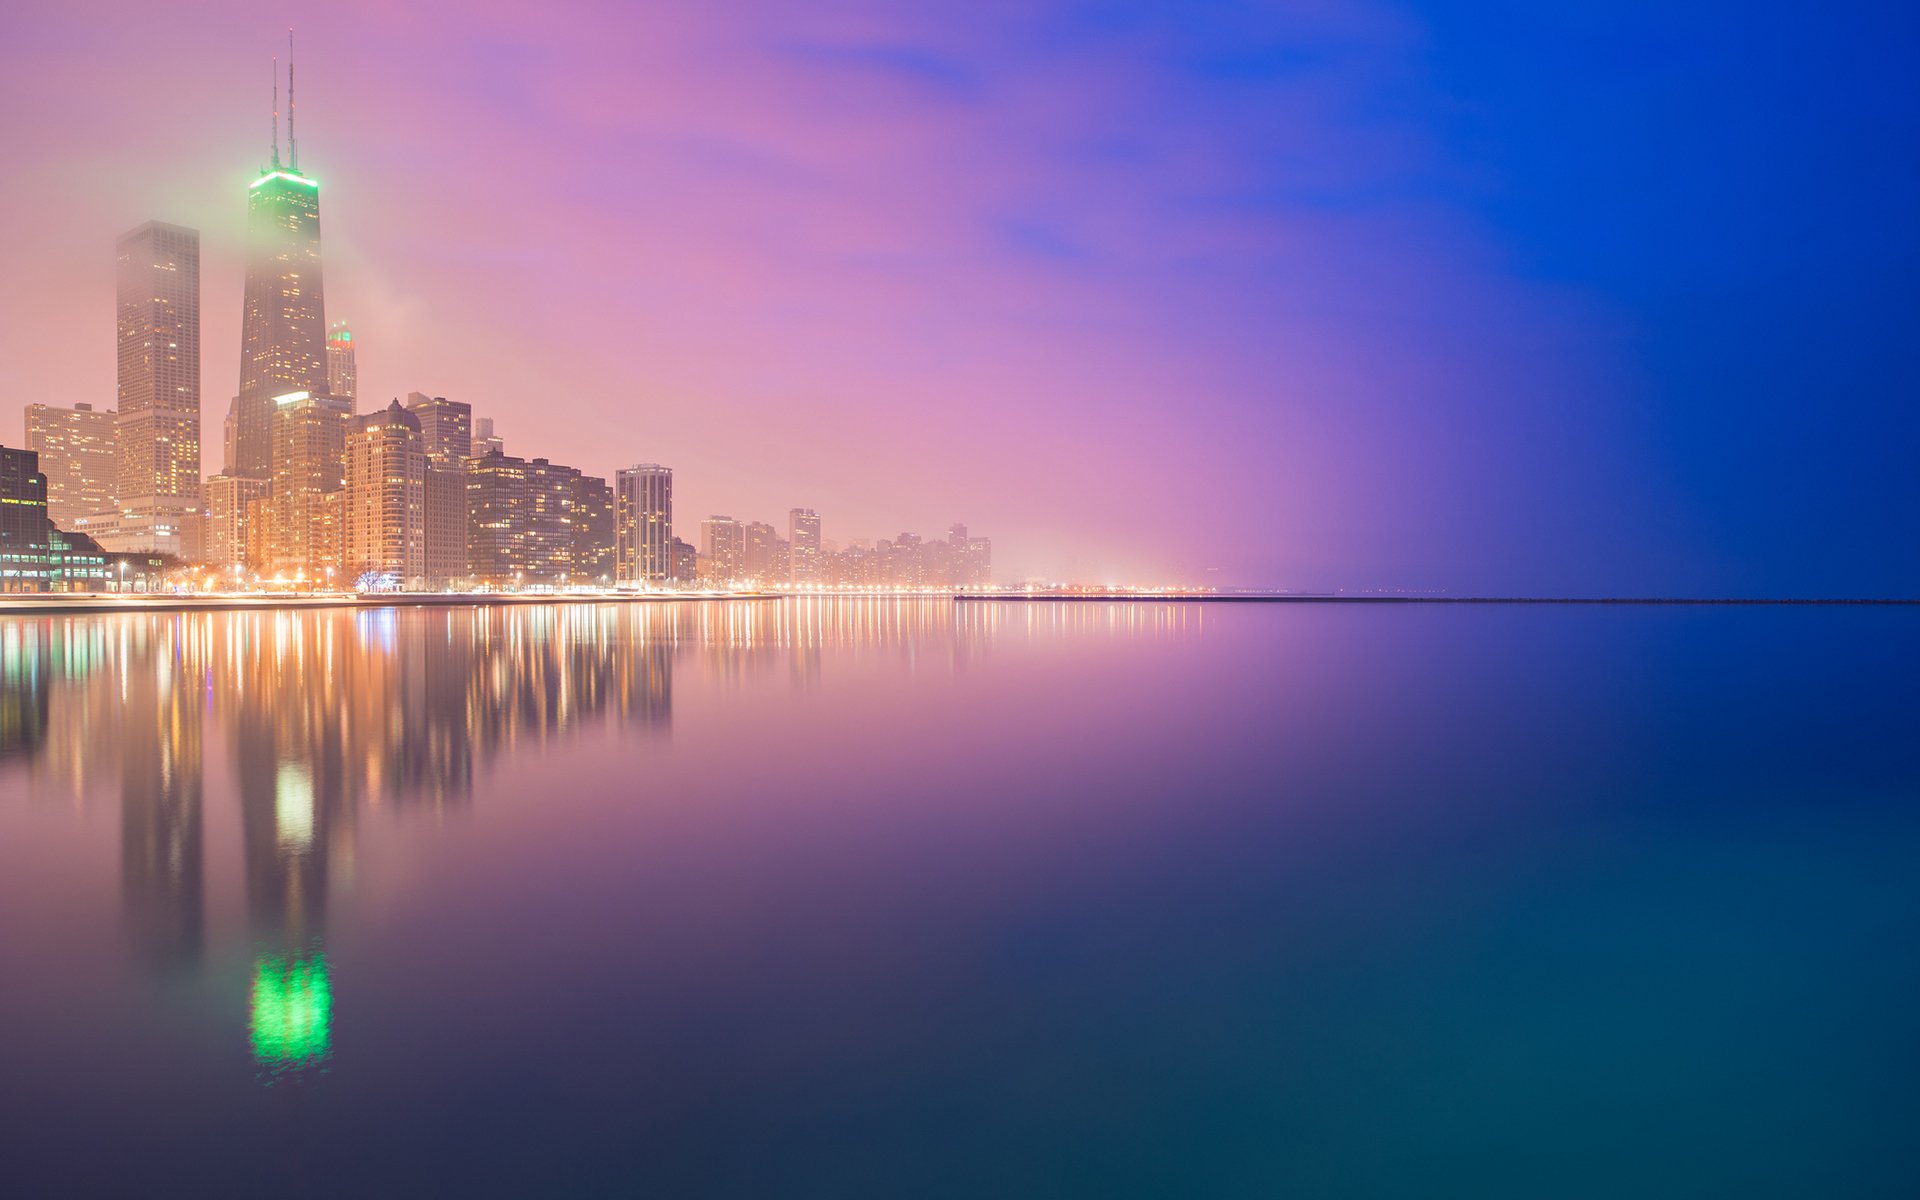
0 592 1913 616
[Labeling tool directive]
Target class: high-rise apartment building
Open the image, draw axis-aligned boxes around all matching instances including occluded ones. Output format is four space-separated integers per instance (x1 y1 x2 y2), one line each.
227 78 328 480
203 473 269 573
405 393 473 587
115 222 201 556
614 464 672 584
342 400 426 587
24 403 118 528
260 391 350 580
568 472 614 584
466 452 610 586
789 508 822 584
325 322 356 405
701 516 745 582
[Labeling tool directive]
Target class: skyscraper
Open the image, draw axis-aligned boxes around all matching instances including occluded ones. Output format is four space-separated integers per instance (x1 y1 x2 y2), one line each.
342 400 425 587
24 402 118 528
115 221 201 555
228 56 328 480
405 393 472 460
326 322 356 405
614 464 672 585
789 508 822 584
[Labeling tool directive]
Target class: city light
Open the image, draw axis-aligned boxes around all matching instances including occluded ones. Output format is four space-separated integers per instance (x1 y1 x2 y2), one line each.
249 170 319 190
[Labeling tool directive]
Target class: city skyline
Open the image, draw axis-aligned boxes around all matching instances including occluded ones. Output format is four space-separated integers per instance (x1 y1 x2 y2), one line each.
1 4 1915 593
2 35 996 593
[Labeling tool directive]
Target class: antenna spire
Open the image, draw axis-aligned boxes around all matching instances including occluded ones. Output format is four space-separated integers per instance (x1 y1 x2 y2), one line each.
287 28 298 171
270 55 281 170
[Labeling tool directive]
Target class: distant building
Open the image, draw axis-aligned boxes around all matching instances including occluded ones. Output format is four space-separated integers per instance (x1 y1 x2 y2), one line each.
669 536 696 583
743 521 785 584
24 402 118 528
114 221 202 557
325 322 356 405
949 523 990 587
471 416 504 458
0 446 110 593
342 400 426 587
701 516 745 582
614 464 672 585
203 473 268 573
788 508 822 584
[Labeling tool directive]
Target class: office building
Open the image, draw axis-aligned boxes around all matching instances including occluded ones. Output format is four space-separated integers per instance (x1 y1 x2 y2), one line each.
325 322 356 404
405 393 472 460
23 402 117 528
114 221 201 556
614 464 672 584
0 446 111 593
227 70 328 480
472 417 503 457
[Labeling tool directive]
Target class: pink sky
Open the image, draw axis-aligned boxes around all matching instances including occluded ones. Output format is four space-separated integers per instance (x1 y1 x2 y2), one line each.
0 0 1654 587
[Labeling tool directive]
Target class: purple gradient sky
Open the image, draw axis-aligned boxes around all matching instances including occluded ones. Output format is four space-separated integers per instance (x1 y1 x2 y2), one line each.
3 1 1913 591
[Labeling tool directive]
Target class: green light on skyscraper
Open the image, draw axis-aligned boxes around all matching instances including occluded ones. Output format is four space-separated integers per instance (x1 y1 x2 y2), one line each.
250 170 320 190
250 954 332 1065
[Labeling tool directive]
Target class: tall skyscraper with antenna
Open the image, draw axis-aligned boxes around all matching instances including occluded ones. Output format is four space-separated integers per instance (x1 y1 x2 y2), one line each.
226 36 330 480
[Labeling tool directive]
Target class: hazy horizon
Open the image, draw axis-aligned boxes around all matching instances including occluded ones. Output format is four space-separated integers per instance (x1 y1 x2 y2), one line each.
3 1 1914 592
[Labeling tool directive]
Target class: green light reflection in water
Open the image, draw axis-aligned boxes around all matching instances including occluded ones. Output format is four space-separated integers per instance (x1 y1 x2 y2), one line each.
250 954 332 1068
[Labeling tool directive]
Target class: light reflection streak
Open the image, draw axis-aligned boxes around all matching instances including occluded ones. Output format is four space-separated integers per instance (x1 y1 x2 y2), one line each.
0 597 1198 1072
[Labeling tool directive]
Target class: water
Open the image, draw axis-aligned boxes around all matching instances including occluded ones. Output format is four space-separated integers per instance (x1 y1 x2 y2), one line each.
0 598 1914 1197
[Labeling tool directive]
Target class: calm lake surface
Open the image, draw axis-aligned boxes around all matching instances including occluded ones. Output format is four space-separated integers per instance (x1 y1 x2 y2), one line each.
0 598 1915 1197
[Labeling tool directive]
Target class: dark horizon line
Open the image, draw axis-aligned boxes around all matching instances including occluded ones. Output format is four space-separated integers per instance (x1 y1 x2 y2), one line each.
957 595 1920 606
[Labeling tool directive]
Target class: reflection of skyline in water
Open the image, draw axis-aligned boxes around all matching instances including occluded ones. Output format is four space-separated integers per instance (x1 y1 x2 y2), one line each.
0 598 1199 1072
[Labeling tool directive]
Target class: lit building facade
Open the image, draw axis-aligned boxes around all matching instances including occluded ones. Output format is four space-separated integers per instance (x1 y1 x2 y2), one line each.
114 221 201 556
261 391 350 581
325 321 356 404
614 464 672 584
203 473 268 573
701 516 745 582
405 393 472 587
743 521 786 584
0 446 111 593
789 507 822 584
228 154 328 480
24 402 118 528
342 400 426 587
467 452 610 586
